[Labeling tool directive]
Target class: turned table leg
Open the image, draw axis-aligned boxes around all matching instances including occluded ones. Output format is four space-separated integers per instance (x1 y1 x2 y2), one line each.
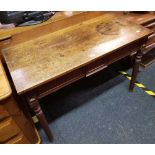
129 45 144 91
27 96 53 141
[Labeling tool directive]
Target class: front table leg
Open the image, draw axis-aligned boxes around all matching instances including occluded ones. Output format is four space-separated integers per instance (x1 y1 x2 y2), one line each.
129 45 144 91
27 95 53 141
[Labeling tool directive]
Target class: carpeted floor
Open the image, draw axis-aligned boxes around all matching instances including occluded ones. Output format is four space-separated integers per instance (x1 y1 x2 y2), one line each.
37 56 155 144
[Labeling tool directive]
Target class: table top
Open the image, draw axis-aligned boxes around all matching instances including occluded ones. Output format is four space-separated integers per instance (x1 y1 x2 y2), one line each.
0 60 11 100
2 13 152 95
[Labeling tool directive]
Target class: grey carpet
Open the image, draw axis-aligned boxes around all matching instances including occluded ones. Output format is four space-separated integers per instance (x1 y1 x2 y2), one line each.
38 57 155 144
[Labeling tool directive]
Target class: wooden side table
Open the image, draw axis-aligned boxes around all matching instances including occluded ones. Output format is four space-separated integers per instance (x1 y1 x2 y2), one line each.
0 60 41 144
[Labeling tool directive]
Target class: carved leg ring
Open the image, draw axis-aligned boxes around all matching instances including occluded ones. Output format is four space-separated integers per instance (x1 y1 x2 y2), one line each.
27 96 53 141
129 45 144 91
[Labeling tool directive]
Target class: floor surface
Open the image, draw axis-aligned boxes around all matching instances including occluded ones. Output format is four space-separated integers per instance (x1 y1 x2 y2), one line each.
38 57 155 144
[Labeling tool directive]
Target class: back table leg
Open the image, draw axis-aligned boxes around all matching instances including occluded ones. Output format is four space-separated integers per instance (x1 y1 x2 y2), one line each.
27 95 53 141
129 45 144 91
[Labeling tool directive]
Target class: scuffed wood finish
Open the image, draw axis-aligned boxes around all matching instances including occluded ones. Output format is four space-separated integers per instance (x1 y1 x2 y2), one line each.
0 61 11 100
2 13 152 95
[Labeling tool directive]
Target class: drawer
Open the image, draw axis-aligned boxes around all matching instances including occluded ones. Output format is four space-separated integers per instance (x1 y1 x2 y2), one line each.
147 24 155 40
0 118 20 143
85 59 107 77
145 33 155 53
145 21 155 29
0 105 9 121
145 21 155 49
141 50 155 67
6 133 29 144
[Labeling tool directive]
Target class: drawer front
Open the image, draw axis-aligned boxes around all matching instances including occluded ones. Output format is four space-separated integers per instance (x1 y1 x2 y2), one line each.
6 133 30 144
146 34 155 50
145 21 155 29
148 24 155 40
0 105 9 121
145 24 155 51
0 118 20 143
150 24 155 31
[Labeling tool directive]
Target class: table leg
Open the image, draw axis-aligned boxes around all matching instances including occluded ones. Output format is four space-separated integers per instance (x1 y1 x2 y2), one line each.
129 45 144 91
27 96 53 141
